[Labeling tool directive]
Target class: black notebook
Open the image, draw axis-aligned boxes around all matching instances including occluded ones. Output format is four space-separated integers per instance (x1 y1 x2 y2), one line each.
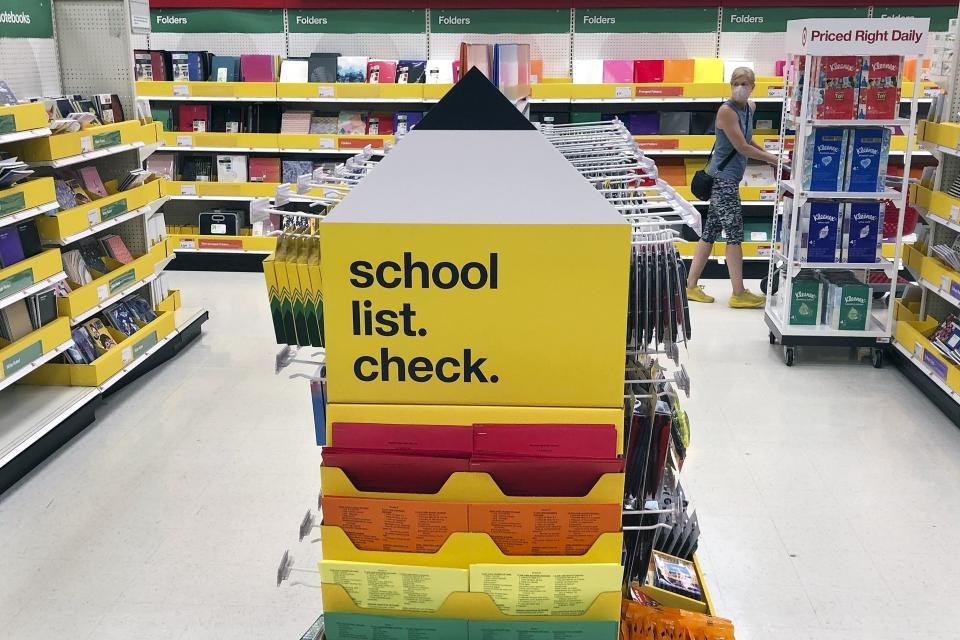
15 219 41 259
308 53 340 83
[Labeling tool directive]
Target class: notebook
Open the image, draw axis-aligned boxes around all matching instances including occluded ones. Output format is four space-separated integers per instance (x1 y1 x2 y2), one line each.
84 318 118 354
61 249 93 285
14 220 41 259
133 50 154 81
248 157 281 183
216 154 248 182
240 55 276 82
94 94 124 124
309 115 338 134
145 153 176 181
0 300 34 341
337 111 367 135
178 104 211 133
366 113 394 136
280 59 309 83
367 60 397 84
181 155 215 182
210 56 240 82
0 227 25 268
68 327 97 363
79 166 108 198
30 290 58 329
337 56 369 83
100 235 133 264
396 60 426 84
211 105 243 133
104 302 140 337
308 53 340 83
393 112 423 136
78 238 109 274
170 51 205 81
280 111 312 135
282 160 313 184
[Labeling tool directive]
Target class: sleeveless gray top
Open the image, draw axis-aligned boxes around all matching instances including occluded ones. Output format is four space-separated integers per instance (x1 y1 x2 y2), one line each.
707 99 753 182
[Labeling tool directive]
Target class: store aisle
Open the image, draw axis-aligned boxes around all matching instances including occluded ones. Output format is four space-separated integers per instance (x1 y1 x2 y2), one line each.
1 272 959 639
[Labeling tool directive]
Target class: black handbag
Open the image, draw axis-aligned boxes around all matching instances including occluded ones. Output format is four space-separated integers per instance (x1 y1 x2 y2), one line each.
690 149 736 201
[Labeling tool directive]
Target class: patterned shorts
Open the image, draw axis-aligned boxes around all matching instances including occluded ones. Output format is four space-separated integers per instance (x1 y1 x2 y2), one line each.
701 178 744 245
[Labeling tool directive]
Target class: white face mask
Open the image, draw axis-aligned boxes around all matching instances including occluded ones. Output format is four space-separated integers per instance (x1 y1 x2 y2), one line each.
732 85 751 102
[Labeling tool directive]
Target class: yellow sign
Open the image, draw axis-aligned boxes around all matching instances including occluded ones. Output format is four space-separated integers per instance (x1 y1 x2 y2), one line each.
321 222 630 408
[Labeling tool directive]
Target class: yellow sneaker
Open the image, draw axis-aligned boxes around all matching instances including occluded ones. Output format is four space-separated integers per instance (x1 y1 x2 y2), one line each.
729 290 766 309
686 285 715 303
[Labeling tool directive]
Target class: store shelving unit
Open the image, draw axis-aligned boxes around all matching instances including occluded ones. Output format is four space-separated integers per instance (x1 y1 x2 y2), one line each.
893 12 960 425
764 17 928 367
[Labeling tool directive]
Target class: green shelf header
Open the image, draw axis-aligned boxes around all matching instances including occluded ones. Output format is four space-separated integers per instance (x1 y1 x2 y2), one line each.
289 9 425 34
576 8 718 34
0 0 53 39
150 8 284 33
431 9 569 34
722 7 869 33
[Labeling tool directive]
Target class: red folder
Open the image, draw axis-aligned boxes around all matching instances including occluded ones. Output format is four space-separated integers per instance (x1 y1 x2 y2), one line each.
248 157 281 183
178 104 209 132
322 448 469 493
366 112 394 136
469 457 624 497
634 60 665 83
367 60 397 84
330 422 473 456
473 424 618 459
151 51 168 81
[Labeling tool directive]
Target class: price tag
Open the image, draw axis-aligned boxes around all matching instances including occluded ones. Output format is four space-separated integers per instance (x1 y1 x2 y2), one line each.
942 274 950 291
87 209 99 226
121 347 133 366
614 86 631 98
180 184 197 196
318 86 334 98
767 86 785 97
757 245 772 257
763 140 781 152
760 189 777 201
80 136 93 153
915 342 923 359
924 87 940 98
173 85 189 97
318 137 335 149
176 135 192 147
951 205 959 222
179 238 196 249
97 284 108 302
750 231 768 241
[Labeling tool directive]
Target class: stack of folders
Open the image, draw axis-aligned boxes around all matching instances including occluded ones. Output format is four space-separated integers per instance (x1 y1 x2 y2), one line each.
150 274 169 304
118 169 153 192
933 243 960 271
0 154 33 189
0 289 57 343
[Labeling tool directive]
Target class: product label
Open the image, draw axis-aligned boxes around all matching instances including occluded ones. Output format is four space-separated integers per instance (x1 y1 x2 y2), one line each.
150 8 283 33
634 138 679 150
2 340 43 378
325 614 467 640
290 9 424 33
198 238 243 250
923 348 949 380
99 198 128 221
614 86 631 98
132 330 158 359
317 85 335 98
950 281 960 300
179 183 197 196
323 497 467 553
0 114 15 134
178 238 196 250
0 190 25 216
92 130 122 150
724 6 866 33
79 136 93 153
432 9 569 34
0 0 54 39
576 8 717 33
0 266 33 298
172 84 189 97
874 6 955 32
635 86 683 97
108 269 136 294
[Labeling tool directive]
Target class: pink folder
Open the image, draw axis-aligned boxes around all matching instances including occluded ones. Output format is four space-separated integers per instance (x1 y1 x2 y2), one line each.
240 55 275 82
473 424 618 459
603 59 634 84
775 59 786 76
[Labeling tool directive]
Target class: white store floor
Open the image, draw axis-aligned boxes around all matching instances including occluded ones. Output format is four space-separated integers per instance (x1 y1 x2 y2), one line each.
1 271 959 639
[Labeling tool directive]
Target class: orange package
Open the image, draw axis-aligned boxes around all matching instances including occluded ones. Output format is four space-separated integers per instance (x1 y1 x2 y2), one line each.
469 502 620 555
322 496 468 553
664 59 695 83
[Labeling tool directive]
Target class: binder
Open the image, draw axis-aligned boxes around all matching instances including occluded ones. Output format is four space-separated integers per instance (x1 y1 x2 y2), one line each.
178 104 210 132
170 51 204 81
248 157 281 183
396 60 426 84
240 55 276 82
210 56 240 82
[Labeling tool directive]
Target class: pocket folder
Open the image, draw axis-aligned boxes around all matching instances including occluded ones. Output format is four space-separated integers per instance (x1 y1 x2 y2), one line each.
634 60 665 83
322 449 470 493
331 422 474 456
472 423 617 459
468 457 624 497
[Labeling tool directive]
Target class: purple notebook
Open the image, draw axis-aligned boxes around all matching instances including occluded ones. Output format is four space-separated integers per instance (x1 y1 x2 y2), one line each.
240 55 275 82
0 227 25 268
393 111 423 135
625 112 659 135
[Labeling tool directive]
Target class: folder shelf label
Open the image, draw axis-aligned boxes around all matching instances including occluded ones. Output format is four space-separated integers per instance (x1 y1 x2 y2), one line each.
150 8 284 34
289 9 425 34
132 330 158 359
0 114 14 134
92 130 122 150
108 269 136 294
432 9 569 34
724 7 866 33
575 8 717 34
3 340 42 378
99 198 128 221
0 267 33 299
874 6 956 32
0 191 25 216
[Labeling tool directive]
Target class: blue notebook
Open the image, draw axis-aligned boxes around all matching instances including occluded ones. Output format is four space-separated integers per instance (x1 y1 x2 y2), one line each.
170 51 205 81
0 226 25 268
210 56 240 82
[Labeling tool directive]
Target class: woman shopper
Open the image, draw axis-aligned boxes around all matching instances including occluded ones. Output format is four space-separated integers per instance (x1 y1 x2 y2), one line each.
685 67 779 308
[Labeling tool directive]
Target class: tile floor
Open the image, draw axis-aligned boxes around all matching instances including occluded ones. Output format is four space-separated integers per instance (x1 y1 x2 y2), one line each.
0 272 958 639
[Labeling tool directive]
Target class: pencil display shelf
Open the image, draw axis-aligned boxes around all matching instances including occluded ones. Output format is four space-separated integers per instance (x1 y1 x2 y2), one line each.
0 250 65 308
6 121 157 163
0 318 72 390
55 240 171 323
0 102 52 144
320 583 622 622
0 178 59 228
34 180 163 244
168 233 277 254
24 310 176 388
321 526 623 568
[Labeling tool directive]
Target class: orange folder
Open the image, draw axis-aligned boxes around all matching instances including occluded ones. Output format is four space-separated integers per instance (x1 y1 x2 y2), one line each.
663 59 695 84
323 496 468 553
469 503 621 556
657 160 688 186
530 59 544 83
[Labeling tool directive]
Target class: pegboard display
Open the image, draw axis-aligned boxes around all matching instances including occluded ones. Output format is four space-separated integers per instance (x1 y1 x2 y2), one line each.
0 37 62 98
131 32 150 52
150 32 286 58
54 0 137 119
288 33 426 60
432 33 571 79
718 33 783 76
573 33 717 64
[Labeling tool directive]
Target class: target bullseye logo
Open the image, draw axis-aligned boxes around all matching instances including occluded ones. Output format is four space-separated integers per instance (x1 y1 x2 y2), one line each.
802 27 808 46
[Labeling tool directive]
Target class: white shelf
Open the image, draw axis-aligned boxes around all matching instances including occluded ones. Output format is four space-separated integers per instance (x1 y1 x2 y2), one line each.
766 296 889 338
47 198 169 247
0 201 60 230
917 276 960 309
787 116 912 128
773 249 897 272
919 140 960 158
916 205 960 233
0 272 67 312
0 384 99 469
0 339 75 394
780 180 904 201
0 127 53 146
27 141 146 169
